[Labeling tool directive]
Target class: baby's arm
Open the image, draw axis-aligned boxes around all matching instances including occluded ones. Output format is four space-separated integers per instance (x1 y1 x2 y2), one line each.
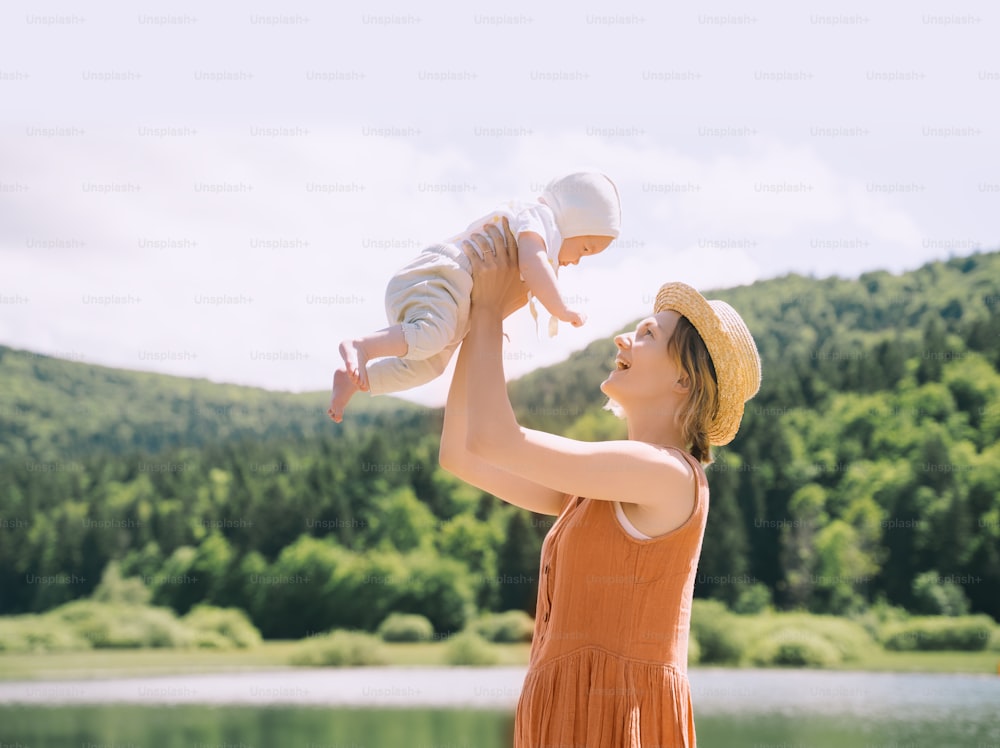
516 233 584 326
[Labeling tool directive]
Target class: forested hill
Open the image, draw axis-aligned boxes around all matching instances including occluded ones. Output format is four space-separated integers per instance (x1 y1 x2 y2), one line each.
508 250 1000 434
1 250 998 633
4 250 997 460
508 251 1000 621
0 347 431 463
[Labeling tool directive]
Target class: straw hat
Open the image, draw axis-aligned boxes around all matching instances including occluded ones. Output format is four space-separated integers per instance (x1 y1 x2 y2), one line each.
653 282 762 445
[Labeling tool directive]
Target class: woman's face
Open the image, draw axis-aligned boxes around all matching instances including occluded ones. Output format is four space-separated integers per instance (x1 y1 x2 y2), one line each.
601 310 686 407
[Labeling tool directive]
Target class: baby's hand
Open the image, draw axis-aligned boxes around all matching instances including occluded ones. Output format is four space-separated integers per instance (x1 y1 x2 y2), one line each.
563 310 587 327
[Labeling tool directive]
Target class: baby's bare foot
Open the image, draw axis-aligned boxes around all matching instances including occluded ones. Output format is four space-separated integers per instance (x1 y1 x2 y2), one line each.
339 339 370 392
327 368 359 423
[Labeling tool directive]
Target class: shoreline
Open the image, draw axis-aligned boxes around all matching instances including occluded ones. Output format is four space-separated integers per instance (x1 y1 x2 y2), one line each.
0 666 527 709
1 641 995 683
0 667 997 712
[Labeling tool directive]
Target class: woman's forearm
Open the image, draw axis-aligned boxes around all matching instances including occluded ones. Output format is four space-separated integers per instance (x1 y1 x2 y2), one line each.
441 306 527 472
442 217 525 466
462 307 521 456
441 314 503 469
437 303 568 517
439 332 473 471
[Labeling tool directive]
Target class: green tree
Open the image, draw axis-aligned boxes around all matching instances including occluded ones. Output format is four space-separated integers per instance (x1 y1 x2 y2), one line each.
363 486 438 553
780 483 828 609
700 451 750 604
812 520 877 614
92 560 152 605
912 570 970 616
916 317 947 383
436 513 501 610
496 511 542 614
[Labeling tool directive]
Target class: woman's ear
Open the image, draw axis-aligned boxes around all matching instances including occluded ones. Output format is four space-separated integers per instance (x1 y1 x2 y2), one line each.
673 372 691 393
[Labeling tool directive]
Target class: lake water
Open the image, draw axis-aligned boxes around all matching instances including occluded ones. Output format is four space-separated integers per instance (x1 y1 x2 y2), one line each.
1 667 997 747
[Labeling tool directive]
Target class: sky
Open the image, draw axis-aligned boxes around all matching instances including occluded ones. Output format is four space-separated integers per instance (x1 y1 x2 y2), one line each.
1 0 996 408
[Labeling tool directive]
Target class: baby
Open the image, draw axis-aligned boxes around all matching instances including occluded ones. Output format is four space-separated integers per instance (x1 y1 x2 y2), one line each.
328 171 621 422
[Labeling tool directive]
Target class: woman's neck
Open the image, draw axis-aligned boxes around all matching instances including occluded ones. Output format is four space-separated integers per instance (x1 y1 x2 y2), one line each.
622 404 687 451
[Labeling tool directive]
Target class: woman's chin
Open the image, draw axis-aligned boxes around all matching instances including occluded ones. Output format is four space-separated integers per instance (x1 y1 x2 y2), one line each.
600 378 621 400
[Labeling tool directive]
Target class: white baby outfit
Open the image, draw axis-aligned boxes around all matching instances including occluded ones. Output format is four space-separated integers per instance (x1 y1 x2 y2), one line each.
364 172 621 397
365 201 561 396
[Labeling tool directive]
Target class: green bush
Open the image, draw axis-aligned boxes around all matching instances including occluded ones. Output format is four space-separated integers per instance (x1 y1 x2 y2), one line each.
687 632 701 666
881 615 994 651
376 613 435 643
386 553 477 634
1 600 263 653
252 541 477 639
911 570 971 616
0 619 31 653
0 616 92 653
182 605 262 649
850 598 910 641
731 583 773 615
444 631 499 666
92 561 153 606
748 612 874 663
990 627 1000 652
690 599 744 664
47 600 194 649
289 630 387 666
187 629 233 650
470 610 535 643
748 628 841 667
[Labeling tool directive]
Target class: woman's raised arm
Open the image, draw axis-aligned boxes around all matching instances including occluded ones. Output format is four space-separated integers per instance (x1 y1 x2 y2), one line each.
438 221 569 516
456 224 693 510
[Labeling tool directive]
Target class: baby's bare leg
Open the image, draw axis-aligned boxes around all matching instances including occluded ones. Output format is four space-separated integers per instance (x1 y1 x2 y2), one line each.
327 368 359 423
339 325 408 392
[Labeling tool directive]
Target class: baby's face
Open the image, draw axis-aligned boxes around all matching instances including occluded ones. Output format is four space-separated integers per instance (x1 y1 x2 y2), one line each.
558 235 614 267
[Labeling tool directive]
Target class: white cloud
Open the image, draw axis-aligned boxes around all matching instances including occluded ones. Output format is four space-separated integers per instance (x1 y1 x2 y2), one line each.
1 0 994 410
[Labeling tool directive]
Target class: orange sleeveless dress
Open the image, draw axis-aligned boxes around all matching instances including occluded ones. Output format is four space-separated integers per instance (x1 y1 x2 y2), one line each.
513 447 709 748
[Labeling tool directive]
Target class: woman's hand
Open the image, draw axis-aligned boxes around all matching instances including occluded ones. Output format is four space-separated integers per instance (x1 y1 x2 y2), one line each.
460 218 528 319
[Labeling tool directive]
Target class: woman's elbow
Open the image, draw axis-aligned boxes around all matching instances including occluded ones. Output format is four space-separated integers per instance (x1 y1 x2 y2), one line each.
439 442 495 483
440 434 488 476
438 439 463 476
466 431 507 463
465 433 487 461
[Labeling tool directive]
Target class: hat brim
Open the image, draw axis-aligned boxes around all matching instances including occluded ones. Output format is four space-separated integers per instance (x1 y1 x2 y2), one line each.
653 282 761 446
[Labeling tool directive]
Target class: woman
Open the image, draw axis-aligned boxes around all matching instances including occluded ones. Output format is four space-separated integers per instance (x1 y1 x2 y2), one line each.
439 220 761 747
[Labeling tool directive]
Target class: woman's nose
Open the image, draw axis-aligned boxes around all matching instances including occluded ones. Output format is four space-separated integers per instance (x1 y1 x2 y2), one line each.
614 333 632 350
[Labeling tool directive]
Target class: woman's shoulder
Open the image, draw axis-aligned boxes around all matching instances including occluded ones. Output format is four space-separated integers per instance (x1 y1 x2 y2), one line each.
658 445 703 476
628 446 707 538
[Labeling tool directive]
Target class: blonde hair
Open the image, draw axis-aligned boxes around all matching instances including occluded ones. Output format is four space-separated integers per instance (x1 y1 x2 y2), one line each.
666 316 720 465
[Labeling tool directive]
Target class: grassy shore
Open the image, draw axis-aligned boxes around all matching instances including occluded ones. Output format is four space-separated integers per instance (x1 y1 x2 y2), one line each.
0 642 996 681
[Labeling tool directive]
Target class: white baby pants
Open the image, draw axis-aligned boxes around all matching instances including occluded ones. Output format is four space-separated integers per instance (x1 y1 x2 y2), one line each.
365 243 473 395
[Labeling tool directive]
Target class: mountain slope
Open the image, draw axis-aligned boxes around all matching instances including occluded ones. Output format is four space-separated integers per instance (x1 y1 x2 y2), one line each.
1 250 998 626
509 251 1000 431
0 347 430 463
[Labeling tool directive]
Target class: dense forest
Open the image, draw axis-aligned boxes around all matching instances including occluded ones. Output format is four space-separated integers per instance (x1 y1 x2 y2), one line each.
1 250 998 637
